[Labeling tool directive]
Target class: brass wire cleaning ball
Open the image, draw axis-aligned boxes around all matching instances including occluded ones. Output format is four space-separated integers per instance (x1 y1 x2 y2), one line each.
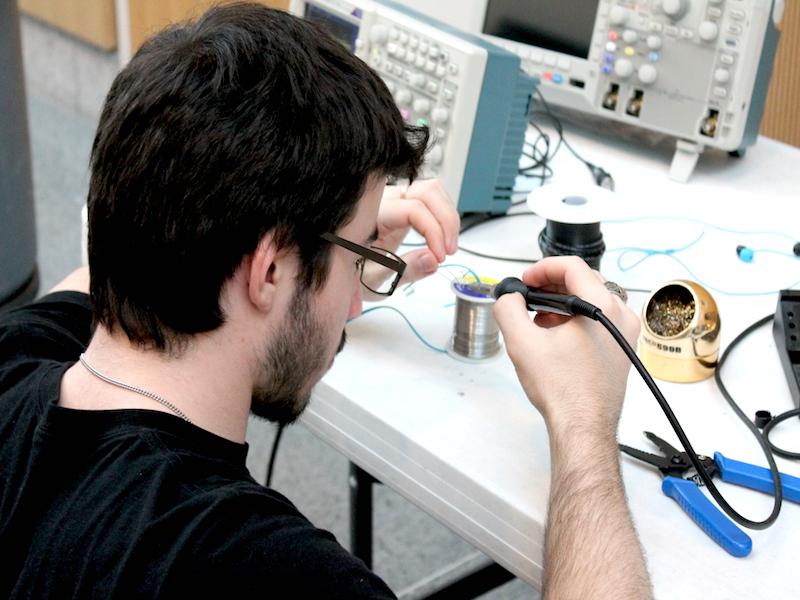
638 280 721 383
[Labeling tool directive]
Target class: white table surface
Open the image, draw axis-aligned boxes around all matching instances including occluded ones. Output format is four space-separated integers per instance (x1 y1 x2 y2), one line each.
302 124 800 599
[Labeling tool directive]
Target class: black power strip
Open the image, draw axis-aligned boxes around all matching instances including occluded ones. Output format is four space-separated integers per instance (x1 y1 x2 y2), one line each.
773 290 800 408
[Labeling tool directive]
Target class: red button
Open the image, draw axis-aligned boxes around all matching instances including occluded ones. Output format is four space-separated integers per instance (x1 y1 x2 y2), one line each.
609 31 619 41
543 71 553 81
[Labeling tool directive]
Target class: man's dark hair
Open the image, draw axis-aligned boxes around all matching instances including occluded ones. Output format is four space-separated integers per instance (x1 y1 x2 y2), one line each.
88 2 427 352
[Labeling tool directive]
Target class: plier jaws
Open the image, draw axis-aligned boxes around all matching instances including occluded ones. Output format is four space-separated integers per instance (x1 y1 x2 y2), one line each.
620 431 800 558
619 431 717 479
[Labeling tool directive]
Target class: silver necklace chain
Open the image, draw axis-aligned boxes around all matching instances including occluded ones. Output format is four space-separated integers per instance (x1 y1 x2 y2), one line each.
78 353 192 424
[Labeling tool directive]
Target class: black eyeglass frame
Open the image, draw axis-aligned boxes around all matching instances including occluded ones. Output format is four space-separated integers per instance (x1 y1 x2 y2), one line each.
320 231 406 296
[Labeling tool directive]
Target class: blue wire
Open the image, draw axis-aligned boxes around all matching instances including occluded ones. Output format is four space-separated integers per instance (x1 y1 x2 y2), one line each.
402 263 481 297
604 216 797 243
607 239 800 296
612 232 706 271
439 263 481 283
744 248 800 260
605 222 800 295
360 263 478 352
354 306 448 353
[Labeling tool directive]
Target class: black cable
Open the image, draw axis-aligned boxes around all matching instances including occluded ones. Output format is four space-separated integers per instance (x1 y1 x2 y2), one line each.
456 246 539 264
592 309 782 530
528 89 615 190
519 119 558 185
266 423 285 488
402 215 654 283
518 118 557 186
714 314 800 460
401 213 540 263
534 89 589 166
488 281 783 528
399 212 534 248
764 409 800 459
399 240 538 264
510 190 530 207
402 214 652 290
459 211 534 235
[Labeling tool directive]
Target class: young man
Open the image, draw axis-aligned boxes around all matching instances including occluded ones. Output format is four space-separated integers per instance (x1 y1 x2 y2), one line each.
0 3 650 598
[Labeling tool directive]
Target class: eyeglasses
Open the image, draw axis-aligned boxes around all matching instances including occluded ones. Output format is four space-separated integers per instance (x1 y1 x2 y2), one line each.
321 232 406 296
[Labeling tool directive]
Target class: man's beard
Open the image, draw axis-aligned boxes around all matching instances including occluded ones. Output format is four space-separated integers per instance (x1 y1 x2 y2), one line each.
249 287 346 424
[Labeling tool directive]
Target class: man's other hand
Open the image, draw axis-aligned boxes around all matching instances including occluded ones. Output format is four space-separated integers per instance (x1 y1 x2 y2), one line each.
364 179 459 299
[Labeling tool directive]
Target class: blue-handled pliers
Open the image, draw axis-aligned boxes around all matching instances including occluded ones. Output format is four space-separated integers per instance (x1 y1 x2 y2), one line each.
619 431 800 557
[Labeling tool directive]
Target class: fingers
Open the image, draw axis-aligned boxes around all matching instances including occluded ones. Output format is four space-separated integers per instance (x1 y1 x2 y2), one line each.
404 180 460 254
521 257 607 301
520 257 640 342
492 293 535 351
398 248 439 285
382 180 458 258
381 184 407 201
378 198 447 261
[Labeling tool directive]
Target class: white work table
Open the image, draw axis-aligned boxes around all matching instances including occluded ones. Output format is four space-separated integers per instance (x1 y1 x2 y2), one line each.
303 124 800 599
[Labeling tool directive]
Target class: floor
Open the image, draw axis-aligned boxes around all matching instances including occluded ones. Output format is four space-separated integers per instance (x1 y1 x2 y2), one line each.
18 13 537 599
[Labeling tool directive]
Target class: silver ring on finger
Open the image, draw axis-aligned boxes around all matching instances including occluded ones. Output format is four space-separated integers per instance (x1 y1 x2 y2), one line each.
604 281 628 304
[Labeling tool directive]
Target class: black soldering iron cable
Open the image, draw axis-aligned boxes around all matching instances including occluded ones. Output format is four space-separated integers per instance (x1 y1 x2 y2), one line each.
495 276 785 530
595 310 783 529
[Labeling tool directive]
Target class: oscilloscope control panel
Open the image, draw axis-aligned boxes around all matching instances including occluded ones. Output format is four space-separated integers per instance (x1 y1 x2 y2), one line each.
483 0 782 181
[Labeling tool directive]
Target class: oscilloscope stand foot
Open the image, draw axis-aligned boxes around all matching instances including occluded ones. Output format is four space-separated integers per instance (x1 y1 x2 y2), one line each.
669 140 705 183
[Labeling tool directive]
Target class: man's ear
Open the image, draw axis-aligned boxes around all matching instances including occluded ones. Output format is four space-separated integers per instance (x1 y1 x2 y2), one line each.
247 233 287 312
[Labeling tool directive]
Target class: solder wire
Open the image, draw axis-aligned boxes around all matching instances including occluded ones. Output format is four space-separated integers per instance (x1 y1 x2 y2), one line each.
449 280 501 360
353 265 499 359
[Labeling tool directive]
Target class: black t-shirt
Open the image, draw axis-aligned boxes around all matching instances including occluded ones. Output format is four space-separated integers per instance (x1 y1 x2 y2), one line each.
0 292 394 598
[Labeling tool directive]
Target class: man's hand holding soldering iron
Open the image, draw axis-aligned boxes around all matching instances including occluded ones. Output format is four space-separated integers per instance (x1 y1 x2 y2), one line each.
493 256 652 599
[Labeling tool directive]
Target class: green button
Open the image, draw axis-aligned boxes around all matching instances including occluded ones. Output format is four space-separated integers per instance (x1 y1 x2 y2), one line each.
416 118 429 127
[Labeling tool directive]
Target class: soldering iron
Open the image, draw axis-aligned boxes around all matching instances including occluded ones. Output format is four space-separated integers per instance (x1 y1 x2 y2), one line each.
493 277 598 318
492 276 785 533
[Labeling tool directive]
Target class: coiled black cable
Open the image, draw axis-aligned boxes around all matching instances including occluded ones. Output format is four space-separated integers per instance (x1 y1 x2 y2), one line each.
714 314 800 460
522 89 615 190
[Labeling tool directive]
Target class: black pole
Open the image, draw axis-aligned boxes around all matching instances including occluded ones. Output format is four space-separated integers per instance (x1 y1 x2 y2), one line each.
349 462 376 569
0 0 39 311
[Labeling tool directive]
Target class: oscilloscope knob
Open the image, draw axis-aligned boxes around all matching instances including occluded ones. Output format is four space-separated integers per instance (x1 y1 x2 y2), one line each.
662 0 689 20
431 107 450 124
394 89 412 106
698 20 720 41
609 6 630 26
637 64 658 85
370 25 389 45
613 58 634 79
413 98 431 114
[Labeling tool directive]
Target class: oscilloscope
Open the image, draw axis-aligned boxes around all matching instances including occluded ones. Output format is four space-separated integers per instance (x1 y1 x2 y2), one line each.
290 0 538 214
480 0 784 181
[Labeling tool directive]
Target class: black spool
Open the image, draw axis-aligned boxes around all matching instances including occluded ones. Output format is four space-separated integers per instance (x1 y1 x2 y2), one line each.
538 219 606 269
